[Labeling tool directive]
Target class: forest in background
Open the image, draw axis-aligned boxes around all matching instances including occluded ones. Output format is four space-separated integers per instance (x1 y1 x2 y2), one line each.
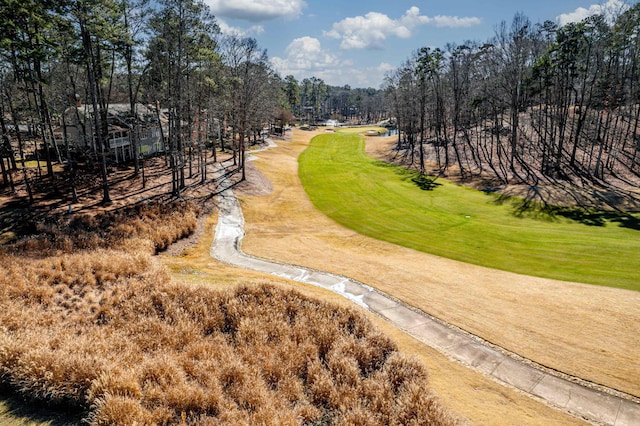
0 0 394 209
383 5 640 210
1 0 639 214
0 0 291 204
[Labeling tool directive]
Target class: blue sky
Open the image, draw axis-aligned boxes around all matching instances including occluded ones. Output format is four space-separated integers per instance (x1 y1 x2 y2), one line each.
204 0 632 88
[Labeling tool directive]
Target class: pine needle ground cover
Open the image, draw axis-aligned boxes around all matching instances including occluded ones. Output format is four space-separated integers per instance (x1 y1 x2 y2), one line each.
0 201 458 425
299 132 640 290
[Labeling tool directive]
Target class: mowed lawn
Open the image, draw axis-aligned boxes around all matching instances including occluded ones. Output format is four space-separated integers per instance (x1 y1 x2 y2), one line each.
298 132 640 291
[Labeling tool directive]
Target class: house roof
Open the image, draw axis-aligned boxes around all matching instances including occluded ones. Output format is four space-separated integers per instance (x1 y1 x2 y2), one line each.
106 103 158 122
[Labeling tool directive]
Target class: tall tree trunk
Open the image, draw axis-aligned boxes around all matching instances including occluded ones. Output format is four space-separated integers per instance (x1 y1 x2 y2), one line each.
240 129 246 181
0 114 16 171
80 17 111 204
4 87 26 169
62 115 79 203
124 1 139 175
26 66 54 180
418 81 426 175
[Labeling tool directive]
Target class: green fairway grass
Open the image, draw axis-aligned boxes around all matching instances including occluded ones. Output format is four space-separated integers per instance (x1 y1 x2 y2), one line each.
298 132 640 291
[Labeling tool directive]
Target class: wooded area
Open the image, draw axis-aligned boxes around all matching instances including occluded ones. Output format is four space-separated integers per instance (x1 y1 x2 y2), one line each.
1 0 639 212
0 0 393 209
384 6 640 208
0 0 287 204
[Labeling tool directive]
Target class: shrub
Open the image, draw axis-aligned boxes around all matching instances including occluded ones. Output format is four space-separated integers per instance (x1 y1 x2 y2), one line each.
4 200 199 255
0 200 459 425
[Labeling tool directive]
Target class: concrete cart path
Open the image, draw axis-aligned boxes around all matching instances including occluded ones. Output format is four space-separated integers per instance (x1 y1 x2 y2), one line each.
210 161 639 426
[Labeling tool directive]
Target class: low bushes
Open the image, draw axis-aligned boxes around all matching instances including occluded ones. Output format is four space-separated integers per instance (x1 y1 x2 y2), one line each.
6 201 199 255
0 201 459 425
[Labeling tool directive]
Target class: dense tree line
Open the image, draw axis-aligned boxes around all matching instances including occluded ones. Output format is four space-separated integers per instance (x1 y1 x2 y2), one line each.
385 4 640 195
0 0 284 203
281 75 389 125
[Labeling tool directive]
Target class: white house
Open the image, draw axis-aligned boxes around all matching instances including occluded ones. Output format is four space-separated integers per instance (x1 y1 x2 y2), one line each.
61 102 166 161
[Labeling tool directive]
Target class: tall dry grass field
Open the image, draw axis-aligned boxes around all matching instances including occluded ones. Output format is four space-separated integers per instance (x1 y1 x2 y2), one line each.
7 201 199 255
0 201 459 425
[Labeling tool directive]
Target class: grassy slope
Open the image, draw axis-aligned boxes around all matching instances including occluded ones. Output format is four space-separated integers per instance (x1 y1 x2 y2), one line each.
299 132 640 290
237 130 611 422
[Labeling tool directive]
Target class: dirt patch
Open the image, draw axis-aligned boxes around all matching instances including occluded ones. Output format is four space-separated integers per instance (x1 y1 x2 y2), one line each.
233 160 274 197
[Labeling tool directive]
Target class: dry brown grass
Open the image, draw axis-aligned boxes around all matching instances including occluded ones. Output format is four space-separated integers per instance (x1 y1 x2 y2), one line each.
155 137 588 425
237 129 639 422
4 201 199 256
0 200 460 425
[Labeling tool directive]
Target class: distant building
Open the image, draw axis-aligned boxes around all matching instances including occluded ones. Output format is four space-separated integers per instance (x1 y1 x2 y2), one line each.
60 101 166 161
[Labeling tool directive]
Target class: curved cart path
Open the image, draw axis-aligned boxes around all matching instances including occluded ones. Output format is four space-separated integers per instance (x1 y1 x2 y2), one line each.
210 159 639 426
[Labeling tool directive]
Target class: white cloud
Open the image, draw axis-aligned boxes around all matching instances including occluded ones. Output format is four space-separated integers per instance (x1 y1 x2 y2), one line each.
217 18 264 37
205 0 305 22
377 62 395 74
430 15 484 28
556 0 629 26
324 11 408 50
271 37 341 76
271 38 394 87
320 62 397 88
284 37 340 70
324 6 481 50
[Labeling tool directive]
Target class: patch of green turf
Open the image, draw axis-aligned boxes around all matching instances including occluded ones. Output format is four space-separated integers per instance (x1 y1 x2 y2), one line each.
299 133 640 291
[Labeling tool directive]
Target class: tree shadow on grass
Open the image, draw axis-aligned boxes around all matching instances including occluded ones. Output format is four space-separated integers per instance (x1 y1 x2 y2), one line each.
372 159 639 229
411 173 442 191
371 161 442 191
492 192 640 230
545 205 640 230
